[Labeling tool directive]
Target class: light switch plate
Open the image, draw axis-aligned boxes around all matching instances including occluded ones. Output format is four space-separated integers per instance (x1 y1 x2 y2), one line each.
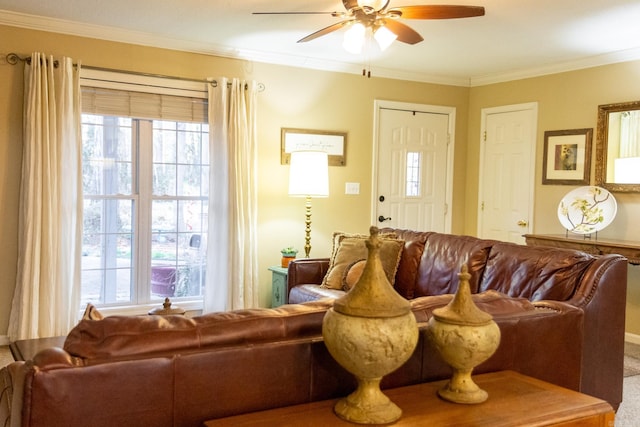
345 182 360 195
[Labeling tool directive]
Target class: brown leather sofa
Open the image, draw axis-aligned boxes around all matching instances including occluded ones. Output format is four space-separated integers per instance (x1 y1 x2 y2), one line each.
288 228 628 410
0 229 627 426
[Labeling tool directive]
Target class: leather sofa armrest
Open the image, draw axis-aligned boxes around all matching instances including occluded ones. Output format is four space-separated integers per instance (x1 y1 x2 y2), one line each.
0 365 12 427
565 253 627 409
565 254 626 309
1 362 29 427
32 347 76 370
287 258 330 295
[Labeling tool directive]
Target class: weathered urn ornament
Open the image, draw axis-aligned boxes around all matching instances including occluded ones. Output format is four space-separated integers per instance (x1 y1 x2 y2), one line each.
322 226 418 424
427 264 501 404
148 297 186 316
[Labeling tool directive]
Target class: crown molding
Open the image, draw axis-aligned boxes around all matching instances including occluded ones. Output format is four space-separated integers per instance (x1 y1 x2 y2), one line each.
469 47 640 87
2 9 639 88
0 9 249 62
0 9 473 86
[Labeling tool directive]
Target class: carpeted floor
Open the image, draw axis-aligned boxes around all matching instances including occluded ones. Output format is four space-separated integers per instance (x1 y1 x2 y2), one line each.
617 342 640 426
1 342 640 424
623 341 640 377
616 377 640 426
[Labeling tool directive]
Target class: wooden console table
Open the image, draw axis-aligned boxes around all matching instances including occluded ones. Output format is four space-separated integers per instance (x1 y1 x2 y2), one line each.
204 371 614 426
9 336 66 362
524 233 640 265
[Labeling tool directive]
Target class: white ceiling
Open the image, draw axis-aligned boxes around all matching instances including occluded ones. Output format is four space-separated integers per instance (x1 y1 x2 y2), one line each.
2 0 640 86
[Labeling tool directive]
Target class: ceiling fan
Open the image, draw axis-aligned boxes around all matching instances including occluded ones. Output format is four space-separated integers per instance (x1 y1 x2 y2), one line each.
254 0 485 49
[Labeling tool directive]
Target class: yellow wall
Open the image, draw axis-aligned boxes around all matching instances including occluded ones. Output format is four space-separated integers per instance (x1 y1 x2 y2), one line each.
467 62 640 335
0 25 470 336
1 24 639 338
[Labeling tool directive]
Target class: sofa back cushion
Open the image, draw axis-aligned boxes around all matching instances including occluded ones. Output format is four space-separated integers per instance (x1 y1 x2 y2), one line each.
195 302 329 348
64 315 200 359
64 300 333 360
381 228 432 299
479 243 595 301
414 233 494 297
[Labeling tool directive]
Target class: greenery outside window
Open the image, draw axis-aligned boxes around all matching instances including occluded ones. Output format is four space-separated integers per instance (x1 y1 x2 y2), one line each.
80 82 208 311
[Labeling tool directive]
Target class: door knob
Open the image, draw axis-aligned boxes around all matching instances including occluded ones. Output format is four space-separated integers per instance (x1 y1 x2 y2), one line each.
378 215 391 222
517 220 528 227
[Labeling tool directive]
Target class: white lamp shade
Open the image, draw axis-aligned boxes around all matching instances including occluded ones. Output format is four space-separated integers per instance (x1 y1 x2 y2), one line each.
288 151 329 197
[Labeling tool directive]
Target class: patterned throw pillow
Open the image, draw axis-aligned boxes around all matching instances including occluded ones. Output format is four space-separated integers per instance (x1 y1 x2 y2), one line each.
342 259 367 291
321 231 404 290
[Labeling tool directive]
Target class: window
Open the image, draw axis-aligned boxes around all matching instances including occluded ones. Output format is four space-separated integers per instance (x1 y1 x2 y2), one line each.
80 79 208 309
406 151 422 197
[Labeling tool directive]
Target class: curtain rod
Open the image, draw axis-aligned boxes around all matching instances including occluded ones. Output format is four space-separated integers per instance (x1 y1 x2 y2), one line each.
5 53 265 92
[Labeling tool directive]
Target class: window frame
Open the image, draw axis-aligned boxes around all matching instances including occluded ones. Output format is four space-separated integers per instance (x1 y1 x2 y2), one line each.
79 69 209 316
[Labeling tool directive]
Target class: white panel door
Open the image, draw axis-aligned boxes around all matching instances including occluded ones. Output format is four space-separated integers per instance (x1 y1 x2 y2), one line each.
375 107 450 232
478 103 537 244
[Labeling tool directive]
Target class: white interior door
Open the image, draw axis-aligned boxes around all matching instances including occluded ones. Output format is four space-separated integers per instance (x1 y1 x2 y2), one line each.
478 103 538 244
373 101 454 233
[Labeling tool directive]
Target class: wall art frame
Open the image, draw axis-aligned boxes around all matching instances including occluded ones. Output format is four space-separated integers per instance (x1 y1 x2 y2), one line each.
542 128 593 185
280 128 347 166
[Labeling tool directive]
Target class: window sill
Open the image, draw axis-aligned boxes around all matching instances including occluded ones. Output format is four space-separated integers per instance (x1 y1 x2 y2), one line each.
81 299 204 318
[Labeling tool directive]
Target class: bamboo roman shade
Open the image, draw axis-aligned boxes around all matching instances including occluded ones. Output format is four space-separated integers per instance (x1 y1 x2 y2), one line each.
81 87 207 123
80 68 208 123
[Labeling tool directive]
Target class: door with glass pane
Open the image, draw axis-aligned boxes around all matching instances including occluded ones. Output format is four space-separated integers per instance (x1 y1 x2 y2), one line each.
375 105 451 232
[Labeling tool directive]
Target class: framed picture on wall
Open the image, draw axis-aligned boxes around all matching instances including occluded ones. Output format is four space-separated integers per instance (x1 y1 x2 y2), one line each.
542 128 593 185
280 128 347 166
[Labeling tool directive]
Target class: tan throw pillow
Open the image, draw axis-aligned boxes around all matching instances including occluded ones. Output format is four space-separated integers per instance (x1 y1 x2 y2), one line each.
342 259 366 291
325 231 397 270
321 233 404 290
82 303 104 320
322 231 391 289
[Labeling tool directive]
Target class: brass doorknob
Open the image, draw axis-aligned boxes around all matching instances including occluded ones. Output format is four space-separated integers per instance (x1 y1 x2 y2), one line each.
517 220 528 227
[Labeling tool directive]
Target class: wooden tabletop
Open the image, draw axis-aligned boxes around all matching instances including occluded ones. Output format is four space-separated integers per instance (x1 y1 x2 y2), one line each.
9 336 66 362
524 233 640 265
204 371 614 427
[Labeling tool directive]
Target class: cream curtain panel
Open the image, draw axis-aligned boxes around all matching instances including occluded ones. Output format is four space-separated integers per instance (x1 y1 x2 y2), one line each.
620 110 640 158
8 53 83 340
205 78 259 312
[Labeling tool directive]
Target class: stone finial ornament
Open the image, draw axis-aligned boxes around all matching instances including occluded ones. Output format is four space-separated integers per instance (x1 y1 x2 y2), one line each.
322 226 418 424
427 264 501 404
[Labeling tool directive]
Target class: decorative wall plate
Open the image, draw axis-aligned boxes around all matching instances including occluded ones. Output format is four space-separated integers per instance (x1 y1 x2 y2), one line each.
557 186 617 234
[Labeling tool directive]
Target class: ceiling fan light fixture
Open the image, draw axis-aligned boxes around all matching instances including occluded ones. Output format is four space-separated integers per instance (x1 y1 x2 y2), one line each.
272 2 483 51
343 22 366 54
374 25 397 51
356 0 388 12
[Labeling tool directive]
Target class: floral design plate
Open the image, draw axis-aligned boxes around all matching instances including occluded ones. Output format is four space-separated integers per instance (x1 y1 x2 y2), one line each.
557 186 617 234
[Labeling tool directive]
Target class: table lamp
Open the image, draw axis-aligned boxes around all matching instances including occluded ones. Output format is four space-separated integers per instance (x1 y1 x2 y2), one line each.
288 151 329 257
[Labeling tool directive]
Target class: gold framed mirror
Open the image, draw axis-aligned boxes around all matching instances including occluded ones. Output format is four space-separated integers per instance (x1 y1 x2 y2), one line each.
595 100 640 192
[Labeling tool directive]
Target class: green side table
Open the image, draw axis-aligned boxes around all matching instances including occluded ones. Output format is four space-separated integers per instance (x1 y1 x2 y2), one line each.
268 266 289 307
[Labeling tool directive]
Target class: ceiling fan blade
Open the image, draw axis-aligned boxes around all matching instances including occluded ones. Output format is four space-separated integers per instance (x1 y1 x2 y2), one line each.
252 12 337 15
342 0 360 11
383 19 424 45
298 20 353 43
342 0 391 13
390 5 485 19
